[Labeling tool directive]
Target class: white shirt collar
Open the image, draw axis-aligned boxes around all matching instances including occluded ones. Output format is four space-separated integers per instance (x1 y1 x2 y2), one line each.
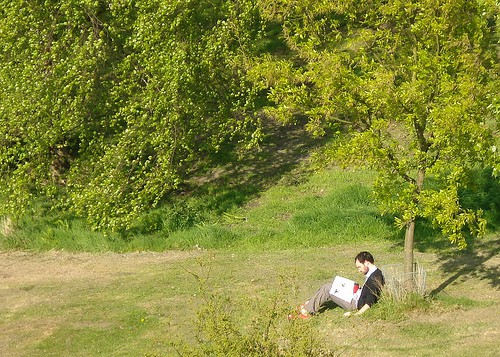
365 265 377 280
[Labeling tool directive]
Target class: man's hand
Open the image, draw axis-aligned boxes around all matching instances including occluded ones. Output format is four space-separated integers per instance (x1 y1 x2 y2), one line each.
345 304 371 317
356 304 370 315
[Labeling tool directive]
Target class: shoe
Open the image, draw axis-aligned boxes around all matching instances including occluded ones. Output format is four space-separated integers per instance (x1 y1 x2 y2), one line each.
287 311 311 320
288 304 311 320
298 311 311 319
299 304 308 316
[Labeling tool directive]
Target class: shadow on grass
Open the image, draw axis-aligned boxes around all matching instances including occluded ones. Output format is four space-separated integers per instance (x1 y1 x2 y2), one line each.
183 118 330 214
429 236 500 296
383 214 500 294
191 119 328 187
425 169 500 293
126 118 332 237
460 167 500 232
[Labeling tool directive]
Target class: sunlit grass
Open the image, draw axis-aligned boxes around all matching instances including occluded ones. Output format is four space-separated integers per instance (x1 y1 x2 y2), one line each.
2 235 499 356
1 167 398 252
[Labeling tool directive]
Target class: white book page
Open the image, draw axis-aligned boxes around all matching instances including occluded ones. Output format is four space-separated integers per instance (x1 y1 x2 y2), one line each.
329 276 355 302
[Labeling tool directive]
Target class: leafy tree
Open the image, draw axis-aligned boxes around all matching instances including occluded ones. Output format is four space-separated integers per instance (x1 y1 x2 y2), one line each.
0 0 263 230
251 0 499 275
66 0 264 230
0 0 116 218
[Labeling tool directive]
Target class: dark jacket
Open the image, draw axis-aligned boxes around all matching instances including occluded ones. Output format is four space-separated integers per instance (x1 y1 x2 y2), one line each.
357 268 385 309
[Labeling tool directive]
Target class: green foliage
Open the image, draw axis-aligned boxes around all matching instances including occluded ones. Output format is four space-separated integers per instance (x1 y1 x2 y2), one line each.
251 0 500 252
0 0 115 216
459 167 500 230
1 0 498 253
0 0 263 230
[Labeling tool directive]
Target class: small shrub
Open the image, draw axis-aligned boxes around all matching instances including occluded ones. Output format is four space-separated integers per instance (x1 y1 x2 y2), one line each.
170 293 336 356
168 261 337 356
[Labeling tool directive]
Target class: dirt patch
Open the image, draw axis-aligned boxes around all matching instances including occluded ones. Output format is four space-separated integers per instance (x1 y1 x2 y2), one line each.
0 250 203 356
0 250 199 310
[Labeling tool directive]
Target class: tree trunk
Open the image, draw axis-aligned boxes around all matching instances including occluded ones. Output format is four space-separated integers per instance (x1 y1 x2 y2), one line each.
404 220 415 276
403 168 426 290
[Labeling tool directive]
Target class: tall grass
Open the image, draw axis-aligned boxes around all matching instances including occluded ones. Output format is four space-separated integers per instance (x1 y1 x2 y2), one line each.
0 167 399 252
4 163 498 253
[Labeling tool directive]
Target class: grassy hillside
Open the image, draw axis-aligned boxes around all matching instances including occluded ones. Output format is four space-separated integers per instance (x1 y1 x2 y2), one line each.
2 115 498 254
1 166 401 252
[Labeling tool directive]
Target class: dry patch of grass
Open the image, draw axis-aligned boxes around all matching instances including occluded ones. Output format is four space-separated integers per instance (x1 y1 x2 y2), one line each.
0 239 499 356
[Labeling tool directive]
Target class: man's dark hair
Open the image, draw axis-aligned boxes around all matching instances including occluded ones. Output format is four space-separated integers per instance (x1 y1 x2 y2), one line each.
355 251 374 264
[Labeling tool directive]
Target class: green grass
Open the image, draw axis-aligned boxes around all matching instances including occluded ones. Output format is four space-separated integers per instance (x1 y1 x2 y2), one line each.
434 294 494 310
3 244 498 356
4 156 498 254
163 168 394 251
1 162 499 356
1 167 399 252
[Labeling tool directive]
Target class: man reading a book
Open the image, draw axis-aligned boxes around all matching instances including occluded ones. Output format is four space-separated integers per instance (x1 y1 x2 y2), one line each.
290 251 385 319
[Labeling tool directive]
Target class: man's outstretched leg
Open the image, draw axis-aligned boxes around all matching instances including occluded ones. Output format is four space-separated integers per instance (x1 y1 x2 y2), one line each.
290 282 355 319
288 282 335 319
303 282 334 314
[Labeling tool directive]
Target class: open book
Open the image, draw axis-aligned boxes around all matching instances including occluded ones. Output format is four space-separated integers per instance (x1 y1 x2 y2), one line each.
329 276 358 302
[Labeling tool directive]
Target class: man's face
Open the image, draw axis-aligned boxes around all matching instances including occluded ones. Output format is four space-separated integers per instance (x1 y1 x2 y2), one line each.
355 259 369 275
